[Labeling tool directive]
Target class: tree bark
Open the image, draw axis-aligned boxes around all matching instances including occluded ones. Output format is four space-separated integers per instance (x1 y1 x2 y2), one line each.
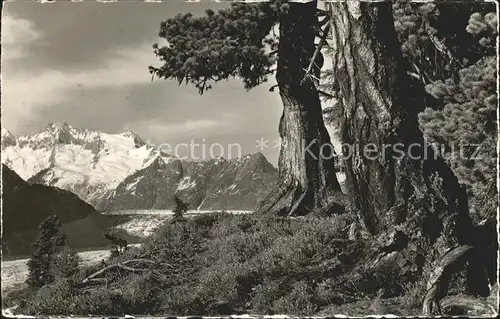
327 0 489 306
257 0 347 217
328 0 473 239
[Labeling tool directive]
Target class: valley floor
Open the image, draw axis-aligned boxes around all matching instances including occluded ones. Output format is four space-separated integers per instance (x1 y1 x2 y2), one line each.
1 244 142 295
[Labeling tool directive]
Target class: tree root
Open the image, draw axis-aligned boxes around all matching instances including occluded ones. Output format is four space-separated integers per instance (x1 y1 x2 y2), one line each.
422 245 476 315
439 295 497 315
257 177 349 217
256 180 296 216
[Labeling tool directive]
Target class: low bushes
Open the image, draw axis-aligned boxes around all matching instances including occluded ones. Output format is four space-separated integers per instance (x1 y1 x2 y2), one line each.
14 212 421 316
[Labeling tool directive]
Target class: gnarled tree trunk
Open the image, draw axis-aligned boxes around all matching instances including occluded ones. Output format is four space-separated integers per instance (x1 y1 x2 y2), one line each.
329 0 473 242
326 0 492 313
257 0 347 217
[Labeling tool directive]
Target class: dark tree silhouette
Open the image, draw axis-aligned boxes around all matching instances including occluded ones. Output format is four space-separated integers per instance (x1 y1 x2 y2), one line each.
26 215 66 287
51 246 81 282
172 195 189 223
104 232 128 254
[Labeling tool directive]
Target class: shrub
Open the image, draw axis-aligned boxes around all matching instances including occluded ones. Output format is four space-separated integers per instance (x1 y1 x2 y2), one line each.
352 259 403 296
26 215 66 288
191 211 228 229
208 213 255 238
207 231 274 264
2 286 37 311
70 288 127 315
16 214 361 316
399 279 427 310
22 279 74 315
171 195 189 223
74 262 102 283
250 278 288 314
315 278 348 306
51 246 81 282
157 285 205 315
273 281 317 315
110 246 120 258
194 262 256 314
119 274 163 315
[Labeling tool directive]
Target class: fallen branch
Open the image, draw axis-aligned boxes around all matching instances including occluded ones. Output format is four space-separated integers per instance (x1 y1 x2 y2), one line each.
121 259 156 264
81 259 168 284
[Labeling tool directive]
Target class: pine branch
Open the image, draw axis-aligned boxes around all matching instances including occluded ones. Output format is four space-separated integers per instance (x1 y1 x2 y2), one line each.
424 21 463 69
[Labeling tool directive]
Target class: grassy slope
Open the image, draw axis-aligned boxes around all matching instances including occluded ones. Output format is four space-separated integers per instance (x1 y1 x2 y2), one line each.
7 212 434 316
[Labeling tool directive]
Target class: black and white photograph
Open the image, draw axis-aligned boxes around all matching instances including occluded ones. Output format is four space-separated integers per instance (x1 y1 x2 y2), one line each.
0 0 498 317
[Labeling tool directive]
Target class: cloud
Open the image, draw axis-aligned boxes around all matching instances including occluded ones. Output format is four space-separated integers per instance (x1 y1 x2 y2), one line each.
132 117 234 141
1 15 41 60
1 42 159 133
0 3 282 164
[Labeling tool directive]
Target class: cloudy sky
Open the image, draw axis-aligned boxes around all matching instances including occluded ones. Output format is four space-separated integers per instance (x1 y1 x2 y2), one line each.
1 0 283 163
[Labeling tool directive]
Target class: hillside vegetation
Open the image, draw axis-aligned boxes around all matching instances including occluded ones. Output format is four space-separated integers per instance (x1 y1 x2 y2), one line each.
3 0 497 316
8 213 495 316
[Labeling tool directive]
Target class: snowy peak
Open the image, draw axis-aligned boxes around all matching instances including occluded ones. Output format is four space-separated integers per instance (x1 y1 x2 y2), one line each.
236 152 272 167
1 127 15 138
106 151 278 211
44 122 76 144
2 123 278 211
2 123 154 183
118 131 146 148
11 122 102 153
1 128 17 148
45 122 72 135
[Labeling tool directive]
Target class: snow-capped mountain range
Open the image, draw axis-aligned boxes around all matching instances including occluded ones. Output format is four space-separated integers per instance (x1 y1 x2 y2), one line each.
1 123 278 211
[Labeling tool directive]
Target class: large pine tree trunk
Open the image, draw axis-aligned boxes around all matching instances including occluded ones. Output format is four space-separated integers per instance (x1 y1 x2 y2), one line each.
328 0 472 241
257 1 347 217
326 1 491 312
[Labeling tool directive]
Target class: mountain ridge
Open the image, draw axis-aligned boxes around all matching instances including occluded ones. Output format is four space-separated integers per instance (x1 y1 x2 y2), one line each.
2 122 278 211
1 164 97 234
